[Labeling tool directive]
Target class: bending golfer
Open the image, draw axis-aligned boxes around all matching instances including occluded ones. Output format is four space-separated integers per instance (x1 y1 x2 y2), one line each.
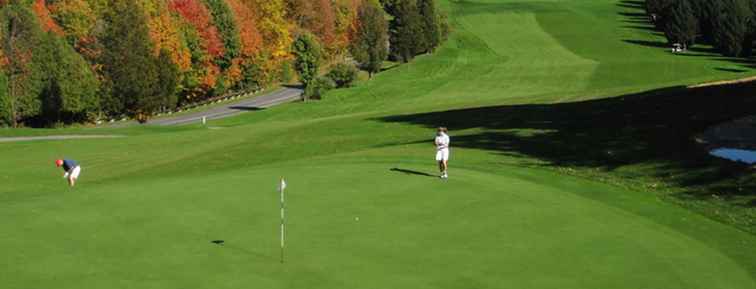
435 127 450 179
56 159 81 187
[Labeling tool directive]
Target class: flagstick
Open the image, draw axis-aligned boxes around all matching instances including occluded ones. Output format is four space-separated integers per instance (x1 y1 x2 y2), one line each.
280 177 285 264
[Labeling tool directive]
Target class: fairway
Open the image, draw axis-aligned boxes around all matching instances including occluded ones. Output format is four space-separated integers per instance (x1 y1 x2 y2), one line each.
2 0 755 288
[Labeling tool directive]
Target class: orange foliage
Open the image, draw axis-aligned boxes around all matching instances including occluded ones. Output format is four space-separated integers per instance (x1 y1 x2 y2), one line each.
226 0 261 57
148 10 192 71
315 0 336 47
31 0 64 36
169 0 225 59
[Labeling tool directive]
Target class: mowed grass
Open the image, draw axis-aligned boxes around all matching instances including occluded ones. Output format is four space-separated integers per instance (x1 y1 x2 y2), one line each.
1 0 755 288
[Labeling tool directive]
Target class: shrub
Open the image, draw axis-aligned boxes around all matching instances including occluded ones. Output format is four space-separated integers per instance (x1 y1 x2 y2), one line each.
292 32 322 86
303 76 335 100
326 63 358 88
280 60 294 84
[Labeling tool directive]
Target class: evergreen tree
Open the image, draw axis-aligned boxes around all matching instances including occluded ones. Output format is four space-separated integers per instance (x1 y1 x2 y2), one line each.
156 49 180 110
350 0 389 77
0 2 45 127
100 0 166 121
292 32 322 87
37 32 99 125
0 72 10 126
663 0 698 49
385 0 424 62
418 0 440 53
712 0 751 57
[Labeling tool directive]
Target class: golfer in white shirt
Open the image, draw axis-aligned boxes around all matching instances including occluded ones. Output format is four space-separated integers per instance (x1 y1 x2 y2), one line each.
435 127 450 179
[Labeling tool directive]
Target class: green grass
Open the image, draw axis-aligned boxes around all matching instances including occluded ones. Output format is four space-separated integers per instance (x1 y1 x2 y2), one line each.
1 0 755 288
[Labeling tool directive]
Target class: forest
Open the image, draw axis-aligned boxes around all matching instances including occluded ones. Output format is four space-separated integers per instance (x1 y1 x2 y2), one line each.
0 0 447 126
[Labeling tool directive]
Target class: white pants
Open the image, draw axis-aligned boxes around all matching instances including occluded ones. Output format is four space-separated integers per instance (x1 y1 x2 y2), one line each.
64 166 81 180
436 149 450 161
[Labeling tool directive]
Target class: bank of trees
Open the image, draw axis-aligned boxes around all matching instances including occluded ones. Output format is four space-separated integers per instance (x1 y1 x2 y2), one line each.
0 0 448 127
646 0 756 57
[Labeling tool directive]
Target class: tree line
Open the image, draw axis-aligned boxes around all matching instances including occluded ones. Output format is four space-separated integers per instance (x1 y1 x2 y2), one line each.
0 0 447 127
647 0 756 57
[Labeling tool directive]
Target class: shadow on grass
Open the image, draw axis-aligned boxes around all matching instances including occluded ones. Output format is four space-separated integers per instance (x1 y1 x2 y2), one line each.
390 167 437 178
622 39 669 49
716 67 750 73
228 106 265 111
617 0 756 71
617 0 644 10
379 82 756 205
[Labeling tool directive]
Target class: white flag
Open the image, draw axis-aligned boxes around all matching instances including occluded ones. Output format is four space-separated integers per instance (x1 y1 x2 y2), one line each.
278 178 287 192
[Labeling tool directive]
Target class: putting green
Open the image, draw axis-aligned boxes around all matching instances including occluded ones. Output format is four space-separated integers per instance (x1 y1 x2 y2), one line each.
1 0 755 288
1 161 754 288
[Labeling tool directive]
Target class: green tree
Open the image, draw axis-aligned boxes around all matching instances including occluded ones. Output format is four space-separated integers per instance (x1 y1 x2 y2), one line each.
100 0 171 122
712 0 751 57
292 32 322 87
418 0 440 53
156 49 180 110
326 63 358 88
37 32 99 125
384 0 424 62
0 72 10 126
0 2 45 127
663 0 698 49
350 0 388 77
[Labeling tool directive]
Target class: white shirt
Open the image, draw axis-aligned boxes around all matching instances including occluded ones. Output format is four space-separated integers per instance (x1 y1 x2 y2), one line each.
435 133 450 150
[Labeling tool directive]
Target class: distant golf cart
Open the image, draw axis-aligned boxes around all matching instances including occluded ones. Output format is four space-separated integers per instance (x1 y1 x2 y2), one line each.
671 43 685 53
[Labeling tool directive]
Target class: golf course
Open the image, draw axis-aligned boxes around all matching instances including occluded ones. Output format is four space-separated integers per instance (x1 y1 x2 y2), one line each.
1 0 755 288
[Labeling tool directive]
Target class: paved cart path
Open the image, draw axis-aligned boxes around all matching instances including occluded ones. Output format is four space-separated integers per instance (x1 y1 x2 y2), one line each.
151 87 303 126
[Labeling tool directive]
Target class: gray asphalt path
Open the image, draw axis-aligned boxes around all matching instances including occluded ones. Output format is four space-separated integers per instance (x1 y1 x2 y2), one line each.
150 87 303 126
0 135 124 143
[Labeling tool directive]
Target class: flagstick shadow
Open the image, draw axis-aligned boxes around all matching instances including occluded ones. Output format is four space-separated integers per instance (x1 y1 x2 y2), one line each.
209 240 274 260
390 167 437 178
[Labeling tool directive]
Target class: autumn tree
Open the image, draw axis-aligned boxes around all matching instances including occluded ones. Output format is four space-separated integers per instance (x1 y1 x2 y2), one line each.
287 0 336 48
350 0 388 77
248 0 290 57
204 0 241 69
170 0 224 90
31 0 64 36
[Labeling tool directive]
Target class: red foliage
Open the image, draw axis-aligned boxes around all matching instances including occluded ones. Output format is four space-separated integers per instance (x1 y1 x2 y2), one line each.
31 0 64 36
315 0 336 47
169 0 225 58
226 0 261 57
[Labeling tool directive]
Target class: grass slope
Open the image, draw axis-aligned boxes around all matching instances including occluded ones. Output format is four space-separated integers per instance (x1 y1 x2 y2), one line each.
1 0 755 288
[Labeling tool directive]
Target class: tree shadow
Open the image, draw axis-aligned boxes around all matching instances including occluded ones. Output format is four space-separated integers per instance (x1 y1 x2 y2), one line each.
282 84 304 89
390 167 437 178
228 106 265 111
622 39 668 49
715 67 750 73
379 82 756 203
617 0 645 9
616 0 756 71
